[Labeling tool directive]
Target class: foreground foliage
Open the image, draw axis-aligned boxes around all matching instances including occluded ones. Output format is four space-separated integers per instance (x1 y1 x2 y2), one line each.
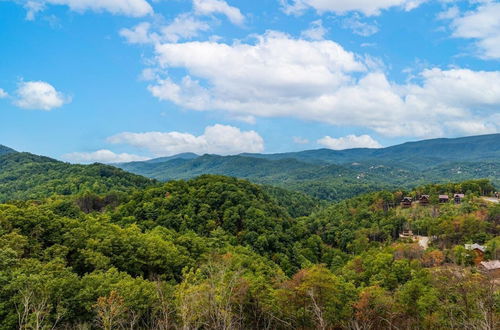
0 176 498 329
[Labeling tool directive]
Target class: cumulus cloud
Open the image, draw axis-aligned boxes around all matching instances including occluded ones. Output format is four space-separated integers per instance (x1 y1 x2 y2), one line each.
145 32 500 138
120 15 210 45
108 124 264 156
62 149 150 163
447 2 500 59
14 81 70 111
20 0 153 19
318 134 383 150
301 20 328 40
193 0 244 25
0 88 8 98
281 0 427 16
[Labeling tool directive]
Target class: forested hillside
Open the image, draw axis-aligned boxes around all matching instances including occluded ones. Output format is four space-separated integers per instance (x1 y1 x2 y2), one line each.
116 134 500 201
0 144 16 156
242 133 500 164
0 175 498 329
0 152 156 202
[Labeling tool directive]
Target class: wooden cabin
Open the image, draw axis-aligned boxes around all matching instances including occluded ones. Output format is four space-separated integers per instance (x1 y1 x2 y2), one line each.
479 260 500 278
454 193 465 204
465 243 486 265
439 195 449 203
401 197 413 208
419 195 430 206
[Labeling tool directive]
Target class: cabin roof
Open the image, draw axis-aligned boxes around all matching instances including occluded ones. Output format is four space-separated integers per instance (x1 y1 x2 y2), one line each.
439 195 449 199
480 260 500 270
454 193 465 198
465 243 486 252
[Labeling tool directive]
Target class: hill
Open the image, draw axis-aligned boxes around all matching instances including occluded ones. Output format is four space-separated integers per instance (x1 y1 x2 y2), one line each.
115 134 500 201
0 176 497 329
0 144 16 156
0 151 156 202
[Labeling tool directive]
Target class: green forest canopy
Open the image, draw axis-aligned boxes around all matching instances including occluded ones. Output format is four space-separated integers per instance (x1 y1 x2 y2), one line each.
0 175 498 329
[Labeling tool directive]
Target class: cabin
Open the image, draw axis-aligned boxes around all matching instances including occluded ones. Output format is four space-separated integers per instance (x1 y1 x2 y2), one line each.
465 243 486 265
419 195 430 206
439 195 449 203
399 229 414 238
454 193 465 204
479 260 500 278
401 197 413 208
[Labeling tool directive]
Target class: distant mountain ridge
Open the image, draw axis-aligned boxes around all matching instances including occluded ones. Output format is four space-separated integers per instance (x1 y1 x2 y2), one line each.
115 134 500 201
0 144 16 156
241 133 500 164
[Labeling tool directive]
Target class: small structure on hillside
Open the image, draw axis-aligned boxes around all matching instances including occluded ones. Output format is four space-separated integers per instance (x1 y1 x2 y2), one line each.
401 197 413 208
419 195 430 206
439 195 449 203
399 229 414 238
454 193 465 204
479 260 500 278
465 243 486 265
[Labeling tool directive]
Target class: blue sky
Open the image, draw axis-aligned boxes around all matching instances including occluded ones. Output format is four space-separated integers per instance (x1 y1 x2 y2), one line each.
0 0 499 162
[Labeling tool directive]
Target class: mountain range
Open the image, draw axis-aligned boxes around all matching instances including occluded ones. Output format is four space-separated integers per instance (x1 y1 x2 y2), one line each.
116 134 500 200
0 134 498 203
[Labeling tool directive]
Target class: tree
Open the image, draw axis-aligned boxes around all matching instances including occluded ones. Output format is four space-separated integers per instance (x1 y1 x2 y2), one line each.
277 265 356 329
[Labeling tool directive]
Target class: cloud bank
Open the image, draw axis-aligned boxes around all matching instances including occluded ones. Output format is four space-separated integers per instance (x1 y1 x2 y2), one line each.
62 149 150 163
318 134 382 150
144 32 500 138
108 124 264 156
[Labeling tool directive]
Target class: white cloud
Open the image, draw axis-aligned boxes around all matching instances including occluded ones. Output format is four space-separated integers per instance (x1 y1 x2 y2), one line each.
14 81 70 111
193 0 244 25
120 22 153 44
301 20 328 40
437 6 459 20
24 1 45 20
120 14 211 45
447 2 500 59
108 124 264 156
318 134 382 150
281 0 427 16
160 14 211 42
342 14 379 36
146 32 500 138
22 0 153 18
62 149 150 163
0 88 8 98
